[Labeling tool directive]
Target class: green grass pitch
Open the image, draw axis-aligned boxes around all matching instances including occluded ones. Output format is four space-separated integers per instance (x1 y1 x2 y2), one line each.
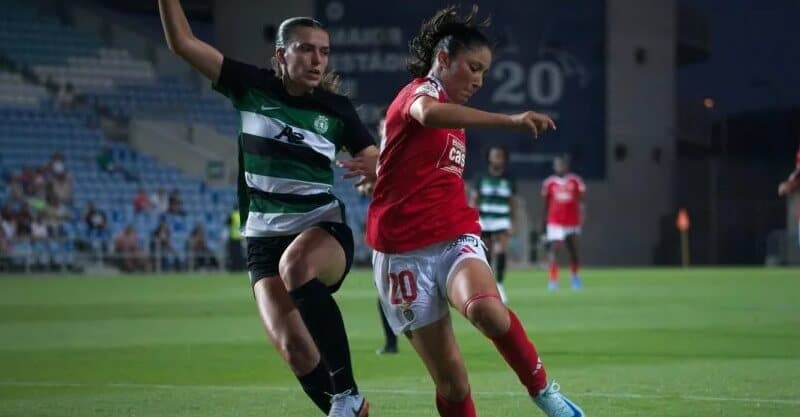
0 268 798 417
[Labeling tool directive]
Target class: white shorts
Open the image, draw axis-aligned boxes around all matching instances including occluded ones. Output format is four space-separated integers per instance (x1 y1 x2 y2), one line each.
372 234 490 335
546 224 581 242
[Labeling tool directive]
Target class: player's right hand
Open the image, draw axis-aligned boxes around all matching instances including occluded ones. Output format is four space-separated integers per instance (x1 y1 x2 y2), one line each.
509 111 556 138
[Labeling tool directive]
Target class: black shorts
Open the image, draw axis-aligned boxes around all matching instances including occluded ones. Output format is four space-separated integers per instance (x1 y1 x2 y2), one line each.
481 230 509 240
246 221 354 293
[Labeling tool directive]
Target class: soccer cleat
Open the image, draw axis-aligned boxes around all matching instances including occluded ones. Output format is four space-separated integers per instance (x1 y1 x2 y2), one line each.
375 344 398 355
532 381 585 417
548 281 559 292
328 389 369 417
571 276 582 290
497 283 509 304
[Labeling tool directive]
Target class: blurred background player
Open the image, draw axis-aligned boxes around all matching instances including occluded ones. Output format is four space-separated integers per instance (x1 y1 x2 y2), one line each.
778 142 800 247
471 145 517 303
541 155 586 291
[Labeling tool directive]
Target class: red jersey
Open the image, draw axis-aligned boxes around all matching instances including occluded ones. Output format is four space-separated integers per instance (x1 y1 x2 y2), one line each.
542 174 586 227
366 76 480 253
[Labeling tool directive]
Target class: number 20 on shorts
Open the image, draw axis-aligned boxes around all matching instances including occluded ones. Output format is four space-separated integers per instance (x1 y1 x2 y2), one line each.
388 270 417 305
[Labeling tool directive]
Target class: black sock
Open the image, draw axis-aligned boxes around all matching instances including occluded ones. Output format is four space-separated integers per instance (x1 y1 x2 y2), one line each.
378 299 396 347
297 359 333 414
289 279 358 394
496 253 507 284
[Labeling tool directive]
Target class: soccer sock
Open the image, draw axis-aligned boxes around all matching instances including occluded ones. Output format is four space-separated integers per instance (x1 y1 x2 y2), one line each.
289 279 358 395
496 252 507 284
435 389 477 417
490 309 548 396
378 299 397 347
570 261 580 278
296 359 333 413
548 262 559 282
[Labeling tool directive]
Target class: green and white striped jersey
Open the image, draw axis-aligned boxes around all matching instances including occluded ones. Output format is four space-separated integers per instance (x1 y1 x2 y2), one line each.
214 58 374 237
474 174 516 232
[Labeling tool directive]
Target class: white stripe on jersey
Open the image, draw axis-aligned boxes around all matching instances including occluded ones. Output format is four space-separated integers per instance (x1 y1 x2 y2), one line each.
240 111 336 161
244 172 331 196
244 201 342 237
480 217 511 232
479 203 511 214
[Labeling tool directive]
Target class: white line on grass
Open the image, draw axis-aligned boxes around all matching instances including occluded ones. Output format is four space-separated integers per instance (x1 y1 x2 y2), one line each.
1 381 798 406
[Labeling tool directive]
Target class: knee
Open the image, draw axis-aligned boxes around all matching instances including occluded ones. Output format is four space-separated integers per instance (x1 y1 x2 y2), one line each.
465 298 510 337
279 249 315 287
433 367 471 401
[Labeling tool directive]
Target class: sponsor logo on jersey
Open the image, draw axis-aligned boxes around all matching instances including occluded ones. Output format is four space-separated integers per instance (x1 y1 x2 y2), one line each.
414 80 440 99
436 133 466 176
275 125 304 144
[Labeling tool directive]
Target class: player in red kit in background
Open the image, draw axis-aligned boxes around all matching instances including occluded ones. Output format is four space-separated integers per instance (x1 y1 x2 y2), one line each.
542 155 586 291
341 6 585 417
777 143 800 247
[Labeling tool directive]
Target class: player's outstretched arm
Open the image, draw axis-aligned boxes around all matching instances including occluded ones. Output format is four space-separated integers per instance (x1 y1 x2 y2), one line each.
409 96 556 138
158 0 223 82
338 145 380 189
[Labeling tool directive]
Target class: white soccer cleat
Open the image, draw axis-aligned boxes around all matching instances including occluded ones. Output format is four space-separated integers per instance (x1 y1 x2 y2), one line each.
532 381 585 417
328 389 369 417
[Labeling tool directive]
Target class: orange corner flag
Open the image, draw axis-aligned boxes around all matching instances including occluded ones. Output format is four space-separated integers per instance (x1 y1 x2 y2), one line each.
677 209 690 232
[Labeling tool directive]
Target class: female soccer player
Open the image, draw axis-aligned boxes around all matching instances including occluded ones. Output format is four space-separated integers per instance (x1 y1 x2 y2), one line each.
471 145 518 303
159 2 377 416
355 6 585 417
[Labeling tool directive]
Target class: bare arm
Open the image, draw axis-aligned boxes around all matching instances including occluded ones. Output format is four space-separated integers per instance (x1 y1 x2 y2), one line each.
409 97 556 137
338 145 381 190
541 198 549 234
158 0 223 82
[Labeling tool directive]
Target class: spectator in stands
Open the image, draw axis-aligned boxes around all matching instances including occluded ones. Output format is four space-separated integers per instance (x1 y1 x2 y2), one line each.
1 206 16 242
47 153 74 204
96 145 138 182
82 201 108 239
168 189 186 216
42 193 69 236
56 82 77 110
30 213 49 242
5 180 27 214
114 225 149 272
151 220 179 271
133 188 152 213
150 188 169 215
0 224 9 270
187 224 217 270
16 166 35 194
26 168 49 213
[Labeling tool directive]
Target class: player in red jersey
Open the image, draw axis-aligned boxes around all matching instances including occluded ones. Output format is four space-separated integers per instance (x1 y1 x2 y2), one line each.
341 6 585 417
778 143 800 247
541 155 586 291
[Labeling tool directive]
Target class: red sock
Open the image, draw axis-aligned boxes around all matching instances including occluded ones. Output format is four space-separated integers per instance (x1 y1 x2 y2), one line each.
490 310 548 396
548 262 559 282
436 389 476 417
570 262 579 276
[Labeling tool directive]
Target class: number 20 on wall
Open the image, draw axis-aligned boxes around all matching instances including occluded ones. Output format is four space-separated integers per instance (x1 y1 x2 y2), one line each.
388 270 417 305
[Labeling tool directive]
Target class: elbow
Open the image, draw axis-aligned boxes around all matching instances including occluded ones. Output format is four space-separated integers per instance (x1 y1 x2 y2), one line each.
165 37 191 57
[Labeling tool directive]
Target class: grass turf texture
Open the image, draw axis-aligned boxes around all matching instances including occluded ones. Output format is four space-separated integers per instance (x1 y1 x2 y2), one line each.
0 268 798 417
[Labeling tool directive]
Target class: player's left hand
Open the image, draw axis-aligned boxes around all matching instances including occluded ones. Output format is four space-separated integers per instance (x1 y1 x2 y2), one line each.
778 181 791 196
337 154 378 189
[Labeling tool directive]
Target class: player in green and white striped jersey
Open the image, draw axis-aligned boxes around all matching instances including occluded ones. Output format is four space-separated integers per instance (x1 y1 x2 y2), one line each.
470 145 518 303
159 2 378 416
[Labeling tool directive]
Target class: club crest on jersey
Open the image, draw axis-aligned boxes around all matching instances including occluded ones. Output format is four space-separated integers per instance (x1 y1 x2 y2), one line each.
436 133 466 176
313 115 329 134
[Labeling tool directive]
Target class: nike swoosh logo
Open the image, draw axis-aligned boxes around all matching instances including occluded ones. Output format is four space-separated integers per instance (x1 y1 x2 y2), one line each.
261 106 280 111
329 367 345 377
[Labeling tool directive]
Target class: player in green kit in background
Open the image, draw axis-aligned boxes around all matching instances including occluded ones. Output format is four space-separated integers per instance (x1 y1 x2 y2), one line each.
471 145 518 303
